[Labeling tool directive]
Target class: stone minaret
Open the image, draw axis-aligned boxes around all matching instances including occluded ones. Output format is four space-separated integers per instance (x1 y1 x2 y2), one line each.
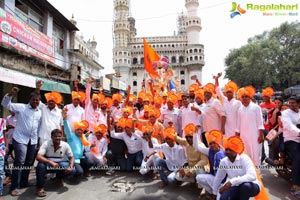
184 0 205 84
112 0 131 83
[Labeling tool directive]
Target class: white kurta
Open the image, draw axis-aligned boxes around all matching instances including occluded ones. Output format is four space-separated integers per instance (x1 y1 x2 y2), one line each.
236 102 264 166
215 87 241 137
65 103 85 131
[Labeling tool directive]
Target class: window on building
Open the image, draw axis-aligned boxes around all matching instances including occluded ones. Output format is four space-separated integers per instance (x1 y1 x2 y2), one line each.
180 70 185 75
179 56 184 63
194 49 198 53
171 56 176 63
53 24 64 55
181 79 185 85
140 57 144 64
15 0 44 32
132 58 138 65
133 81 137 86
133 72 137 76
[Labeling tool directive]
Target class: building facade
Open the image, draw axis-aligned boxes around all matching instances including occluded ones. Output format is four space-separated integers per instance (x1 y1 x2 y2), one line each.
112 0 204 94
0 0 103 117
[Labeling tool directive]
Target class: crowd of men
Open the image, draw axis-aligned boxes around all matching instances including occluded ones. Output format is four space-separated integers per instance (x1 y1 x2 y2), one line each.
0 73 299 200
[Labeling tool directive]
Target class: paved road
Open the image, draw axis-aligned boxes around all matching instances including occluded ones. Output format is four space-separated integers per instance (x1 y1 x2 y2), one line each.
1 166 295 200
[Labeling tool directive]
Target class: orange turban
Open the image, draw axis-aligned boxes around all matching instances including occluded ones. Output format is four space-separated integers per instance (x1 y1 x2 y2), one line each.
184 123 195 137
237 86 256 99
203 83 215 94
112 93 122 102
124 118 133 128
44 91 62 104
189 84 199 92
72 91 86 102
162 92 168 97
94 124 107 135
205 130 223 146
74 120 89 131
149 107 161 118
92 94 99 101
262 87 274 98
144 93 153 103
224 81 238 93
129 94 137 102
143 105 150 112
98 93 105 103
138 91 146 101
177 92 184 101
142 125 154 134
122 107 133 115
154 95 163 105
101 97 113 108
224 136 244 154
195 89 204 101
163 127 176 141
116 118 127 128
166 94 178 104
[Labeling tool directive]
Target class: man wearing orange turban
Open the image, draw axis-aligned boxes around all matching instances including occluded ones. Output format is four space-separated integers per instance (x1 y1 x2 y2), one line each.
260 87 276 162
201 82 226 146
214 72 242 137
174 124 209 183
148 127 187 188
84 79 103 133
110 118 143 172
111 92 123 124
161 94 181 133
62 109 90 177
35 81 64 145
211 136 264 200
132 125 160 177
84 124 108 176
65 88 85 131
193 128 226 197
236 86 264 168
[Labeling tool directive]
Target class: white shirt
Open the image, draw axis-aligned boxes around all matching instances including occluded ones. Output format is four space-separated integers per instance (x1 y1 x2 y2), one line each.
281 109 300 143
110 130 143 154
181 103 201 130
212 154 261 195
111 104 123 122
39 103 63 143
133 131 158 157
84 84 102 131
153 143 187 171
2 95 42 145
161 108 181 133
65 103 85 131
38 140 73 163
88 135 108 159
215 87 241 137
202 97 226 132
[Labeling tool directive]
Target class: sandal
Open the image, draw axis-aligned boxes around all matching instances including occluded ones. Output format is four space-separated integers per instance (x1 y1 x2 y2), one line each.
10 189 21 196
36 188 47 197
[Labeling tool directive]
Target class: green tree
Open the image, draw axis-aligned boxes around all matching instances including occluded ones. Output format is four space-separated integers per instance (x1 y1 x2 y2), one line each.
225 21 300 91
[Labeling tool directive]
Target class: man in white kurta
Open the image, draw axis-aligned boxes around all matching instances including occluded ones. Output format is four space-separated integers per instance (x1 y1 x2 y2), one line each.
65 92 85 131
84 79 102 132
214 74 241 137
236 87 264 167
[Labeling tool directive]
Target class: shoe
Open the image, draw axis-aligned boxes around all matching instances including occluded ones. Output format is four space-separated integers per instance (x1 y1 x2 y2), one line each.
10 189 21 196
36 188 47 197
291 186 300 198
84 172 91 177
106 168 115 176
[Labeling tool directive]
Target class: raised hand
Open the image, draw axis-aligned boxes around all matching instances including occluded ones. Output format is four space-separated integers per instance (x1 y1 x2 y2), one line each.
36 80 44 88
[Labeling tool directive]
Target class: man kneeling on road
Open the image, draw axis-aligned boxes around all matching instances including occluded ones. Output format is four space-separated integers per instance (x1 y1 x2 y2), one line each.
35 129 75 197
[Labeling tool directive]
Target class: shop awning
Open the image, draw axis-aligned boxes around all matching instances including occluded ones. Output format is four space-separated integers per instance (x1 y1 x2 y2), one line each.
0 66 36 88
38 78 71 94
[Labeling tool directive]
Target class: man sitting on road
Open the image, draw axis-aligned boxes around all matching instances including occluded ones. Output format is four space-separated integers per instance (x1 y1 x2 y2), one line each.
35 129 75 197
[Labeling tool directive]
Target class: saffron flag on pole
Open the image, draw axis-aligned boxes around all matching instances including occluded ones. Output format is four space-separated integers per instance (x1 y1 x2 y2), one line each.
143 39 160 78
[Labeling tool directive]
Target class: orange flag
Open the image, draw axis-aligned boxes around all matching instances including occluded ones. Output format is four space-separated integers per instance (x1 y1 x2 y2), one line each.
143 39 160 78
